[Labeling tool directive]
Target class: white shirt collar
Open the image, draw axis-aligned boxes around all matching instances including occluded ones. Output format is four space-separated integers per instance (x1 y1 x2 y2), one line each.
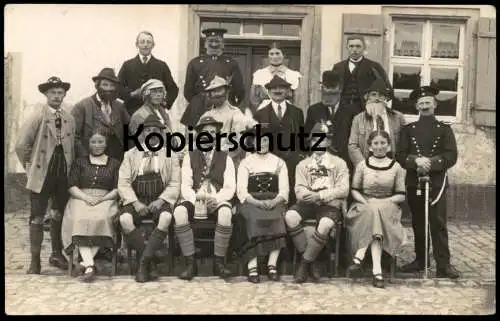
271 100 286 117
349 56 363 63
47 105 61 114
139 54 152 63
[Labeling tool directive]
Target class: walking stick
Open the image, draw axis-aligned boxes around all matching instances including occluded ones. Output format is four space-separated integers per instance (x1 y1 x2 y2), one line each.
420 176 431 279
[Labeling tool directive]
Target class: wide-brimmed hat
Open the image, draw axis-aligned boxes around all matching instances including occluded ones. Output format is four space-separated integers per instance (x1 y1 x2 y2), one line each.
364 79 393 100
409 85 440 101
309 121 333 140
265 75 292 90
320 70 341 88
142 115 166 129
38 76 71 94
194 115 223 132
92 68 120 83
140 79 165 96
204 75 229 91
202 28 227 38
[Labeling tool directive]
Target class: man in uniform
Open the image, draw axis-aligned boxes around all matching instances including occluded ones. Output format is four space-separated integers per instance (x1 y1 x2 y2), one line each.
254 75 305 205
118 31 179 117
396 86 460 279
331 35 392 171
173 116 236 280
16 77 76 274
72 68 130 162
118 115 181 283
181 28 245 129
304 70 342 155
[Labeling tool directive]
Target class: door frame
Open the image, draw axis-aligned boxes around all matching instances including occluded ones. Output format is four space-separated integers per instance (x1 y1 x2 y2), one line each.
187 4 322 115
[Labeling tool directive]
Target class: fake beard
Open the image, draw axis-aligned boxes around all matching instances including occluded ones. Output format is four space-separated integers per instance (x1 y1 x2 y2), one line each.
97 89 118 103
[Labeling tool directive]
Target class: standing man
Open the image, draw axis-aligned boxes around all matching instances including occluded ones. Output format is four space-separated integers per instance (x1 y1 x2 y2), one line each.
181 28 245 129
304 70 343 155
72 68 130 162
15 77 76 274
254 75 305 205
348 79 406 167
118 31 179 117
332 35 392 169
396 86 460 279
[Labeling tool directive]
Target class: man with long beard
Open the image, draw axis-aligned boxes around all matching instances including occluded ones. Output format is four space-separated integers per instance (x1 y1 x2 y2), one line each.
181 28 245 129
72 68 130 162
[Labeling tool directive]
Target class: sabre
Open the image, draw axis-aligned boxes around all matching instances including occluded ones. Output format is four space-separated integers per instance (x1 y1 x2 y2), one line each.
418 175 431 279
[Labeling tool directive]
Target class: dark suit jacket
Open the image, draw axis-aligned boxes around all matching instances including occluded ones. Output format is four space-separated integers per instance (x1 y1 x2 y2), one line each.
332 57 392 101
71 94 130 161
118 55 179 115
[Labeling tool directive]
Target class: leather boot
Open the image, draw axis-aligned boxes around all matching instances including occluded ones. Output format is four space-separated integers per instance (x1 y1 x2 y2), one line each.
179 255 197 281
436 264 461 279
49 219 68 270
214 256 232 279
400 259 425 273
27 224 43 274
140 229 167 281
309 261 321 282
294 260 310 283
148 261 159 281
135 260 149 283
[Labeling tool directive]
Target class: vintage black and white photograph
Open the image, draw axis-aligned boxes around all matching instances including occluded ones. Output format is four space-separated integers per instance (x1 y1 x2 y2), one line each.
4 4 495 314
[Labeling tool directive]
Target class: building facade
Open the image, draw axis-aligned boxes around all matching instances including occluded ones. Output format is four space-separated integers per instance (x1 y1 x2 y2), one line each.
5 4 496 218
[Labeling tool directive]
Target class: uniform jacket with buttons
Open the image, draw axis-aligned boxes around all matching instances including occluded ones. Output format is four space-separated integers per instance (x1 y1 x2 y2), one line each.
117 147 181 206
71 94 130 160
15 104 76 193
395 116 458 191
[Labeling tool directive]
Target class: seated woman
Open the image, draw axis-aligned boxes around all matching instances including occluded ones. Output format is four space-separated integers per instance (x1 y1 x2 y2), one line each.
345 130 407 288
250 42 302 113
62 130 121 282
235 124 289 283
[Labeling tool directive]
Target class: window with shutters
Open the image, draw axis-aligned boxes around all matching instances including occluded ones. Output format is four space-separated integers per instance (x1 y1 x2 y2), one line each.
388 19 465 123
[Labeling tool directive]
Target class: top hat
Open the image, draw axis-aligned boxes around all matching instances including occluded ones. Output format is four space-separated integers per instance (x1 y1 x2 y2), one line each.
142 115 166 129
409 85 440 101
38 77 71 94
264 75 292 90
320 70 341 88
204 75 229 91
92 68 120 83
202 28 228 38
194 115 223 132
364 79 393 100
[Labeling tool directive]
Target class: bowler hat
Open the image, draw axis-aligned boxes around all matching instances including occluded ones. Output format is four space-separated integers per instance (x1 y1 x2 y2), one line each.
143 115 166 129
409 86 440 101
265 75 292 90
38 76 71 94
365 79 393 100
92 68 120 83
202 28 227 38
204 75 229 91
320 71 341 88
194 115 223 132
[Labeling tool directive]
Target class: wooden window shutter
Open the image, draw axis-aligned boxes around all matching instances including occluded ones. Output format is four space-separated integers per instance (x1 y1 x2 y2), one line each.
474 18 496 127
341 13 385 64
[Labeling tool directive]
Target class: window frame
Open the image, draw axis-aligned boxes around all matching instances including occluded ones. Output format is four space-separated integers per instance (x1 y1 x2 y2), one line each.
388 18 466 124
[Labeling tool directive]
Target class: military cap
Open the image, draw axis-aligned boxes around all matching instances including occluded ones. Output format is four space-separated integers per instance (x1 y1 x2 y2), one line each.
409 86 440 101
202 28 227 38
38 76 71 93
204 75 229 91
364 79 393 100
142 115 166 129
320 70 341 88
265 75 292 90
194 115 223 133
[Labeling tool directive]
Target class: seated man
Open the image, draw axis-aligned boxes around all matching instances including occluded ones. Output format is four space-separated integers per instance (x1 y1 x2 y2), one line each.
284 121 350 283
118 115 181 283
173 116 236 281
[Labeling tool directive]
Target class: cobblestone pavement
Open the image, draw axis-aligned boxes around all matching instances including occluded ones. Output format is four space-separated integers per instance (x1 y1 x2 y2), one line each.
5 210 496 314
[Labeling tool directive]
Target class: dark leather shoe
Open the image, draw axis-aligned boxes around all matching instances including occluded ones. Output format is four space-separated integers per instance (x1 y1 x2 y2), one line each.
135 262 149 283
179 256 197 281
436 264 461 279
248 267 260 283
267 265 280 282
294 261 310 284
399 260 424 273
347 257 364 279
81 266 96 283
309 261 321 282
49 253 69 270
372 274 385 288
214 257 232 280
148 262 159 280
27 256 41 274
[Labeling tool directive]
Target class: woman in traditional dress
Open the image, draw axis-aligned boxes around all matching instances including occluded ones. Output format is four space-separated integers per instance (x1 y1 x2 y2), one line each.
345 130 407 288
250 42 302 112
62 130 121 282
235 124 289 283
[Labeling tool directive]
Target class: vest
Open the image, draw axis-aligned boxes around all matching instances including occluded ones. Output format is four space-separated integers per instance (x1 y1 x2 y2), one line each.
342 62 360 100
190 149 228 192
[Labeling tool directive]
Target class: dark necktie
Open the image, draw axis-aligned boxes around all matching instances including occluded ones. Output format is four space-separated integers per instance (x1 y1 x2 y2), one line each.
142 56 148 64
277 104 283 120
55 111 62 144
